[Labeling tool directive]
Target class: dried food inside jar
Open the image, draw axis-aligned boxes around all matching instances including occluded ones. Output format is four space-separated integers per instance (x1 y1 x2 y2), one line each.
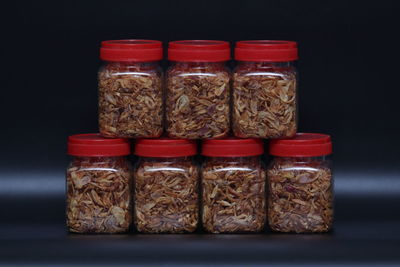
98 62 163 138
233 63 297 138
268 158 333 233
202 158 266 233
134 159 199 233
66 157 132 233
166 63 230 139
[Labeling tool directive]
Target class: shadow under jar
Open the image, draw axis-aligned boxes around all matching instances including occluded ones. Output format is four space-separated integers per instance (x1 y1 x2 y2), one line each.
134 139 199 233
166 40 231 139
267 133 334 233
98 40 163 138
233 40 298 139
201 139 266 233
66 134 132 233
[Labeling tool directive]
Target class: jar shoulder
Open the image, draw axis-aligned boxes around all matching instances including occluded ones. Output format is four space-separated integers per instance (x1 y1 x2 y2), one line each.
268 158 331 171
99 62 163 78
233 65 297 79
135 159 198 175
202 159 265 177
166 64 230 78
67 158 131 174
267 159 332 183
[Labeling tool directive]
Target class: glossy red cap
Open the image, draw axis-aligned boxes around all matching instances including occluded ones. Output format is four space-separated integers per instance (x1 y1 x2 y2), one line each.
135 139 197 157
202 138 264 157
100 39 163 62
68 134 130 157
168 40 230 62
269 133 332 157
235 40 298 62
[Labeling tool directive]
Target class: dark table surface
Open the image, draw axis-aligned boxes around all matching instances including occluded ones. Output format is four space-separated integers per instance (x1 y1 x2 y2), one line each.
1 170 400 266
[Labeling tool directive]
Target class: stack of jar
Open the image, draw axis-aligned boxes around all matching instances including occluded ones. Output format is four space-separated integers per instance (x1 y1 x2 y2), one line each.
66 39 334 234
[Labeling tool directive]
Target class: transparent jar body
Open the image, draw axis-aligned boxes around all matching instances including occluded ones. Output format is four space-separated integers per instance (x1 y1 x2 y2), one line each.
233 61 298 138
66 156 132 233
98 61 163 138
201 156 266 233
267 156 333 233
134 156 199 233
166 62 230 139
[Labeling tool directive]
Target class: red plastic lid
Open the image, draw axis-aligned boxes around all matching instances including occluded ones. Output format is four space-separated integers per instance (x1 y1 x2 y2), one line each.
269 133 332 157
100 39 163 62
68 134 130 157
235 40 298 62
168 40 230 62
135 139 197 157
202 138 264 157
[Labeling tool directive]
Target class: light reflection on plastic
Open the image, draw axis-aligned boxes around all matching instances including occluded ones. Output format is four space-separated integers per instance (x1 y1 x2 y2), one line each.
245 72 285 77
80 168 118 172
145 167 186 172
213 167 253 172
282 167 319 172
111 72 151 76
178 73 216 77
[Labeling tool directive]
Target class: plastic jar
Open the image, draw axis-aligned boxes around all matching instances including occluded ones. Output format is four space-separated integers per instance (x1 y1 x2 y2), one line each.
233 40 298 139
166 40 231 139
66 134 132 233
267 133 333 233
99 40 163 138
201 139 266 233
134 139 199 233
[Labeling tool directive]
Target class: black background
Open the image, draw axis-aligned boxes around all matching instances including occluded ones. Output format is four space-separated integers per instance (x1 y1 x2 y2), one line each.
1 0 400 265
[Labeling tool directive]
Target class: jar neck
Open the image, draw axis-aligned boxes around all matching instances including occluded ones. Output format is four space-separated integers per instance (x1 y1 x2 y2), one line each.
140 156 193 162
273 156 329 163
171 61 226 68
237 61 293 68
103 60 160 69
72 156 124 161
206 156 260 164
